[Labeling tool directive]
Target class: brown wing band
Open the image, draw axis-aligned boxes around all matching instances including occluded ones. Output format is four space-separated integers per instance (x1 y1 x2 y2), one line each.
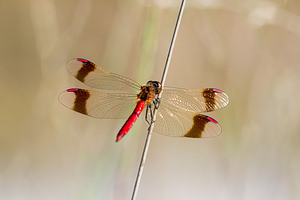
202 88 216 112
76 59 96 82
184 114 210 138
70 89 90 115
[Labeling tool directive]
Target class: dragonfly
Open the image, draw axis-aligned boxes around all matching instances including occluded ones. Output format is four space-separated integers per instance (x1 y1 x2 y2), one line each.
59 58 229 142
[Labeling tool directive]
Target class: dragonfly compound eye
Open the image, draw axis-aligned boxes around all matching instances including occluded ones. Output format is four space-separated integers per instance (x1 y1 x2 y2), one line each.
155 82 162 94
148 81 162 94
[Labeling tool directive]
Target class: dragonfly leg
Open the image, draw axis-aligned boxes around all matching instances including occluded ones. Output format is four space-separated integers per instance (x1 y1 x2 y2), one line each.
145 103 157 125
153 97 161 109
145 96 162 127
146 104 156 132
145 104 152 125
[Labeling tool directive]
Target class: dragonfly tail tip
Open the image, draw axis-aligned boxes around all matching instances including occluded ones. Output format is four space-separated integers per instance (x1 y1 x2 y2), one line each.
116 136 122 142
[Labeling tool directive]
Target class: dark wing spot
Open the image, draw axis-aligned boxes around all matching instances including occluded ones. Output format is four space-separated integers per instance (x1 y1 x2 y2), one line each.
202 88 216 112
76 60 96 82
184 114 210 138
70 89 90 115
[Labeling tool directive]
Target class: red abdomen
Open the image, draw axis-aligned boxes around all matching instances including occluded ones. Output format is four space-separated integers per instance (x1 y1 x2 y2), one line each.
116 101 146 142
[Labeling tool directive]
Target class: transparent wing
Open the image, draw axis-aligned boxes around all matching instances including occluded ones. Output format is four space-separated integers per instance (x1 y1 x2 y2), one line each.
67 58 141 93
161 87 229 113
59 88 137 119
148 102 222 138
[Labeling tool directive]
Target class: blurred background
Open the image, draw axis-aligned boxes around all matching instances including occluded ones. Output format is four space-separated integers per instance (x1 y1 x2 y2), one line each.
1 0 300 199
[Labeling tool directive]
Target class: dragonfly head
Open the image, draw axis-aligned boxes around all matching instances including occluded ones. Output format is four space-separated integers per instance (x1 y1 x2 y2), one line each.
147 81 162 95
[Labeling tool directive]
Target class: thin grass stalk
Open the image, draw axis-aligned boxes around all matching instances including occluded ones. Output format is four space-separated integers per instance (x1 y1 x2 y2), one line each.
131 1 186 199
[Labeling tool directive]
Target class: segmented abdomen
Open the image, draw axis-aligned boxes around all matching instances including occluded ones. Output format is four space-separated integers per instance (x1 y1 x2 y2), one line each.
116 100 145 142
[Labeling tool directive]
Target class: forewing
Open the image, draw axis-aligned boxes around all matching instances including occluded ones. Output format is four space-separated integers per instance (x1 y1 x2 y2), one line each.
148 102 222 138
59 88 137 119
161 87 229 113
67 58 141 93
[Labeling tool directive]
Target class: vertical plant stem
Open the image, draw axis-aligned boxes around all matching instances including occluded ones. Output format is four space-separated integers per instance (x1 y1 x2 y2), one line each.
131 1 186 199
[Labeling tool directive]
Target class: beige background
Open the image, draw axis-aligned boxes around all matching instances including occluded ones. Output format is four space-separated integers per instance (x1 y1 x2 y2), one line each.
1 0 300 199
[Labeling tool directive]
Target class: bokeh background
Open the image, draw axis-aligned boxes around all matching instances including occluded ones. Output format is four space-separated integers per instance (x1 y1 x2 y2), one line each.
1 0 300 199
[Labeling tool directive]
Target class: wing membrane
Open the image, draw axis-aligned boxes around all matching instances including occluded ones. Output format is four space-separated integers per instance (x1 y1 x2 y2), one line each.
161 87 229 113
67 58 141 93
148 102 222 138
59 88 137 119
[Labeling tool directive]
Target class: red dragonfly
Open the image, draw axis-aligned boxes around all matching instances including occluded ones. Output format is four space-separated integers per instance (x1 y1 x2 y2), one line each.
59 58 229 142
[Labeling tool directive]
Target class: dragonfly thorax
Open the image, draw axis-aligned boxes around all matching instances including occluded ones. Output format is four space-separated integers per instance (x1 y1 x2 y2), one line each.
138 81 162 103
